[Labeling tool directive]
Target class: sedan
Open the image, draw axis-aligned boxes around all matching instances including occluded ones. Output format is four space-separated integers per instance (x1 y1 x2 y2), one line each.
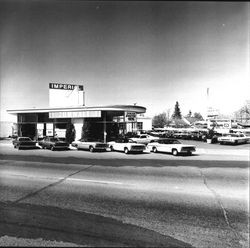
129 134 159 145
218 133 248 145
147 138 196 156
13 137 37 150
71 138 108 152
108 138 146 154
38 137 69 151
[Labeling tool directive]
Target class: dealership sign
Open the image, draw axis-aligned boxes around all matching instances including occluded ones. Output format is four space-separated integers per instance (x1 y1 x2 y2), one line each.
126 112 137 122
49 83 85 108
49 83 84 91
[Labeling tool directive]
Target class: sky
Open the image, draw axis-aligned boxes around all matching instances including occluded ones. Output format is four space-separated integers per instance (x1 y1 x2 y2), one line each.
0 1 249 122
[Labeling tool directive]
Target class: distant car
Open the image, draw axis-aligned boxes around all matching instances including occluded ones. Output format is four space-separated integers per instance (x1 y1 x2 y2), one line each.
173 131 191 140
129 134 159 144
71 138 108 152
218 133 248 145
38 136 69 151
190 131 203 140
108 138 146 154
147 138 196 156
12 137 37 150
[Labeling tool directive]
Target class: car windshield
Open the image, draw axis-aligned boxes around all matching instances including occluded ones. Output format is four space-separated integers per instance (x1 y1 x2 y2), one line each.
81 138 100 142
223 134 240 137
19 137 32 141
116 138 130 143
164 139 181 144
133 135 140 138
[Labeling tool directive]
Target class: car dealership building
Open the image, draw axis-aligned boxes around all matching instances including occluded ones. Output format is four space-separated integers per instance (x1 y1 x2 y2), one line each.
6 84 152 142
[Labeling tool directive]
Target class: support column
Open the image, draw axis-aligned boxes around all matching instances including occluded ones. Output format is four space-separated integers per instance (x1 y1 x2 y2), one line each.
123 112 126 135
103 112 107 143
72 118 84 141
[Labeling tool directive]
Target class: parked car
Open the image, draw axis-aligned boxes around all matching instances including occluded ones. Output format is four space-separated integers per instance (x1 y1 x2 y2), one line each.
129 134 159 145
12 137 37 150
71 138 108 152
218 133 248 145
173 131 191 140
108 138 146 154
38 136 69 150
147 138 196 156
190 131 204 141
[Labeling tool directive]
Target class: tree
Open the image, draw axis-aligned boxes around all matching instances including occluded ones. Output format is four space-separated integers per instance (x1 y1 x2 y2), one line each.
65 123 76 144
234 101 250 123
193 112 204 121
172 101 182 119
152 112 168 128
81 122 91 139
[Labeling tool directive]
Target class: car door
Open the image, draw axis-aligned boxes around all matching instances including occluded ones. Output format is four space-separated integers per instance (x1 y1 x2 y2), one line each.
113 140 124 151
43 137 48 148
139 135 148 144
164 140 173 153
79 140 88 149
157 140 168 152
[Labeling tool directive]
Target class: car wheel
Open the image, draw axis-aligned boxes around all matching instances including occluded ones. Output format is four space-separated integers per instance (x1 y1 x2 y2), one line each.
110 146 114 151
172 149 178 156
152 147 157 153
124 148 129 154
89 146 94 152
234 140 238 145
14 145 17 148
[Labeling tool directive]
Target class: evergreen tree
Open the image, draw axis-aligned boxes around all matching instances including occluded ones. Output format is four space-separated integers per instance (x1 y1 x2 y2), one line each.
65 123 76 144
172 101 182 119
81 122 91 139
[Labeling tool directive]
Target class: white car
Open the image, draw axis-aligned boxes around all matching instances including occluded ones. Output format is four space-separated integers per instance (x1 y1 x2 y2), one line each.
108 138 146 154
129 134 159 144
71 138 108 152
218 133 248 145
147 138 196 156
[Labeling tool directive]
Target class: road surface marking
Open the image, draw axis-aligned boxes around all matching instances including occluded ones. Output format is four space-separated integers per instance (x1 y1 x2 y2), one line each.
66 177 133 186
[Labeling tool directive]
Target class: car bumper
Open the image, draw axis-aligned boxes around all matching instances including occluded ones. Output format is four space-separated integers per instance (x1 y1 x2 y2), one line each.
18 145 38 148
93 147 107 151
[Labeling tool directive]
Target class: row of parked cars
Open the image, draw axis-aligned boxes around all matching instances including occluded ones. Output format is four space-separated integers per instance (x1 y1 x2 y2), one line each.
148 129 250 145
12 135 196 156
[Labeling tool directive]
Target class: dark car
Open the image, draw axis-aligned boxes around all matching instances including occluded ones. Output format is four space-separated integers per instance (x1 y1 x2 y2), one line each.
13 137 37 150
38 136 69 151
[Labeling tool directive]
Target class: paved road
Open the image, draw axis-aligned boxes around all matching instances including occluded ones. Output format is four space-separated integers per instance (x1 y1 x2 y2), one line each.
0 140 249 247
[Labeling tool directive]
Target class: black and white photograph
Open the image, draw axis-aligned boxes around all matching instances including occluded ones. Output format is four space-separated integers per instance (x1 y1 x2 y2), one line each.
0 1 249 247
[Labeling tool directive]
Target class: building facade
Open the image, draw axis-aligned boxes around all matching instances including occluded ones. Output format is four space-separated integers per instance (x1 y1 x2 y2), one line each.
7 105 151 142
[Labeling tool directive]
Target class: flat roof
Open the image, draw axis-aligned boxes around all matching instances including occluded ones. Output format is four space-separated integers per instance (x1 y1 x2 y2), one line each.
7 105 146 114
